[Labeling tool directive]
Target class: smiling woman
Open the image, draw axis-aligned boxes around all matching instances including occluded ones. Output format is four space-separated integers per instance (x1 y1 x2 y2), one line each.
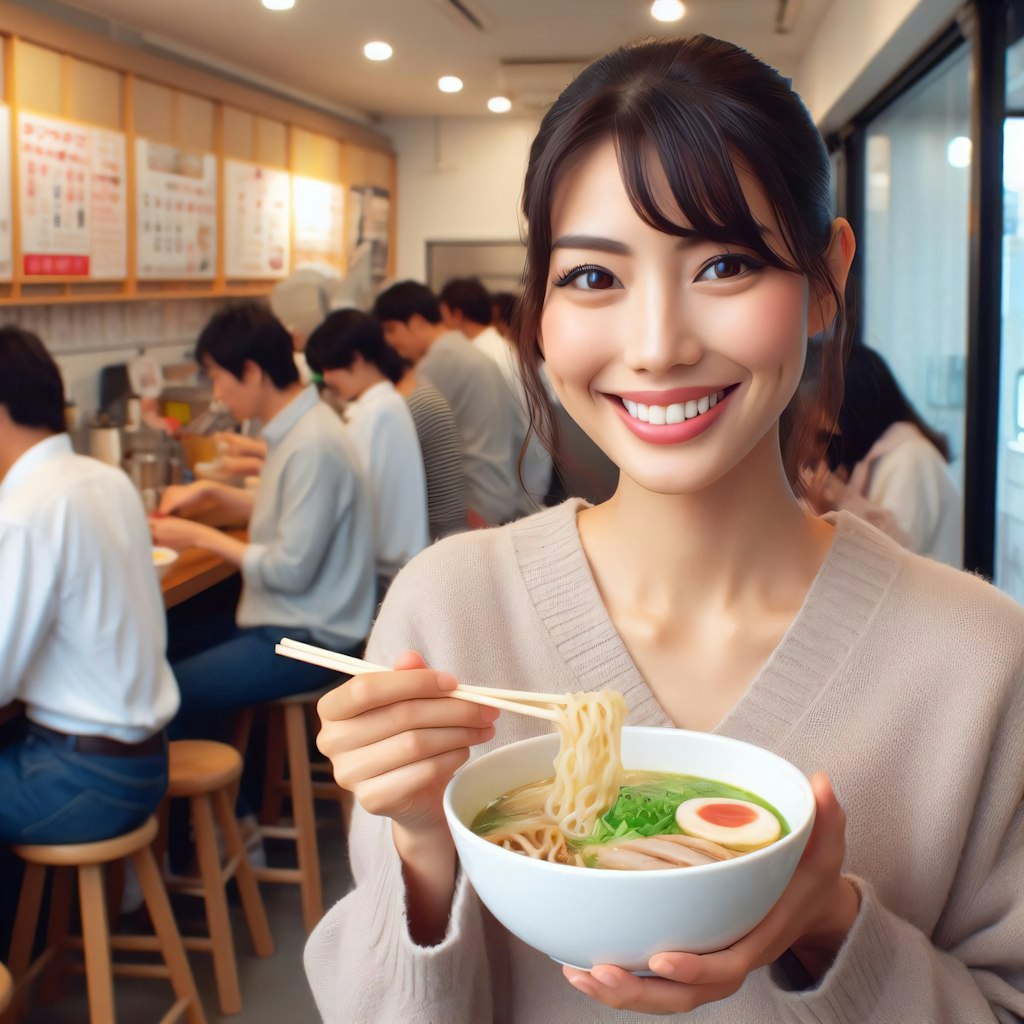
306 33 1024 1024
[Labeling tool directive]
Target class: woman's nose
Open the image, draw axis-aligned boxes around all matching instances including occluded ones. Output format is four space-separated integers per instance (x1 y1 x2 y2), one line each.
622 289 703 373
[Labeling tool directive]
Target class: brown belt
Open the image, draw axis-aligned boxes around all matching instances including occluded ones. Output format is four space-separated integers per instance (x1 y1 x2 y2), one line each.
30 723 167 758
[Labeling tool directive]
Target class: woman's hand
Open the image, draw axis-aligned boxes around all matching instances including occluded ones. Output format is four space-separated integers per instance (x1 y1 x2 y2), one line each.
158 480 215 517
149 514 213 551
316 651 499 839
563 773 861 1014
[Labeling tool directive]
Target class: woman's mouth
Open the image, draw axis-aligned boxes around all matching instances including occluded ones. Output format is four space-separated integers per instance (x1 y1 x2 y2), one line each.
605 384 740 445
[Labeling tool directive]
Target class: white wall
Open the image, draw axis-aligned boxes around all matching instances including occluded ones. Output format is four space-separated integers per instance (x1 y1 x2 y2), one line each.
795 0 962 131
381 115 541 282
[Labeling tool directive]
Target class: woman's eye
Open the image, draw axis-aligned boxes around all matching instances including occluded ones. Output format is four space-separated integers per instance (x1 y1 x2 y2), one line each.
554 265 618 290
696 255 758 282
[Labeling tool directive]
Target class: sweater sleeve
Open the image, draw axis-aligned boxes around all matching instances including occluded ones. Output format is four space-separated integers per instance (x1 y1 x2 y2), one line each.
303 556 500 1023
766 671 1024 1023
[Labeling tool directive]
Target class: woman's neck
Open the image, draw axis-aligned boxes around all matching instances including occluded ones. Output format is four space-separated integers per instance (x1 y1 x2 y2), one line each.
578 431 834 621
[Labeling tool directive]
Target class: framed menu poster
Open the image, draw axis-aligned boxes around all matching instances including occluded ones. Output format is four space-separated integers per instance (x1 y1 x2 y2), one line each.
292 175 344 271
17 113 127 278
136 140 217 280
0 107 11 280
224 160 290 279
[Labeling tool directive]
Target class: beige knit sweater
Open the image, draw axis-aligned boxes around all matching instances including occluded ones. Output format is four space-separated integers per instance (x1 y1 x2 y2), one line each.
305 500 1024 1023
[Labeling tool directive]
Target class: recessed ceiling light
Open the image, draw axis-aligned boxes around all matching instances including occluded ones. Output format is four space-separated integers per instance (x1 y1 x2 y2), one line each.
261 0 295 10
487 96 512 113
438 76 464 94
364 41 393 61
650 0 685 21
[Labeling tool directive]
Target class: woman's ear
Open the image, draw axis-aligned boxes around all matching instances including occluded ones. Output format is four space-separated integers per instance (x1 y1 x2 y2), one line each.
807 217 856 336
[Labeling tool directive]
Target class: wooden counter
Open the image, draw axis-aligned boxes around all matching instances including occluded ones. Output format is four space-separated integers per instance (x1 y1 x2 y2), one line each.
161 530 246 609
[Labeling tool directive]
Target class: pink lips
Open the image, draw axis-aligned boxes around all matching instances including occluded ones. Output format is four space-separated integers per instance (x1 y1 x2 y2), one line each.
607 385 737 445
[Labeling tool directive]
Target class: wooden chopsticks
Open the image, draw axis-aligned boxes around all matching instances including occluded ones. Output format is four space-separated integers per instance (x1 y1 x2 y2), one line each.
274 637 565 721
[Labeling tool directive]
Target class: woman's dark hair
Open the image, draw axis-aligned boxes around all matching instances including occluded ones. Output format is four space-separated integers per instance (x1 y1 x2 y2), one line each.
373 281 443 326
825 343 950 470
195 302 298 388
439 278 493 327
0 325 66 434
514 35 851 496
306 309 405 384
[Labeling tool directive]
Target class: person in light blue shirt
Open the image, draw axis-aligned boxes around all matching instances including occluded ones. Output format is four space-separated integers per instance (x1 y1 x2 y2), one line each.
151 303 376 722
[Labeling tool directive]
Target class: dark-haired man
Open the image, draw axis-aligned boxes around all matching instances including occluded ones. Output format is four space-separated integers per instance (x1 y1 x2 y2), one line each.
151 303 375 717
0 326 178 843
439 277 553 513
373 280 520 526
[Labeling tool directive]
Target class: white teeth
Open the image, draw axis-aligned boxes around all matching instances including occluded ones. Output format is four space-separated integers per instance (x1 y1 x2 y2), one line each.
621 390 726 425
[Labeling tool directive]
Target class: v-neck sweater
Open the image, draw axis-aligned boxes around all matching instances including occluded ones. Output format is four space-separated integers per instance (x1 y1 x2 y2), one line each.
305 500 1024 1023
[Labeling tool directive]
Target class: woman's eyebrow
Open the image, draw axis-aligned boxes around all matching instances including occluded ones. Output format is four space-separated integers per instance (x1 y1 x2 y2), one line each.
551 230 705 255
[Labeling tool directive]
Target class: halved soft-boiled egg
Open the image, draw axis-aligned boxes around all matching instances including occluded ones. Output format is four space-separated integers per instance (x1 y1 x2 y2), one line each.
675 797 780 852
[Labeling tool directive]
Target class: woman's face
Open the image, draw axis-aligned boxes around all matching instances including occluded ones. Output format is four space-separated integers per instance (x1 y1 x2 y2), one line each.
540 137 826 497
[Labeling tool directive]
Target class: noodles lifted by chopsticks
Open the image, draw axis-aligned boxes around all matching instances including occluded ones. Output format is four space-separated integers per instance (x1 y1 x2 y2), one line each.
545 690 628 840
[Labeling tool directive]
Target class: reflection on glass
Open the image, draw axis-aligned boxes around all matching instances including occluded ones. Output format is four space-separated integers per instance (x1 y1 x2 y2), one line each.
861 47 970 567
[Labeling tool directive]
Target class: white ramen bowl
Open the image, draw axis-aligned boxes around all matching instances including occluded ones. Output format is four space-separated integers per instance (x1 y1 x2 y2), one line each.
443 726 815 972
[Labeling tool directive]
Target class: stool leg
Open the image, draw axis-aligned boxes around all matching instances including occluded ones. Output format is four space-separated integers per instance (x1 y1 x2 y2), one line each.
40 867 73 1004
284 704 323 933
259 708 286 826
78 863 116 1024
132 846 207 1024
191 793 242 1015
8 862 46 978
212 788 274 958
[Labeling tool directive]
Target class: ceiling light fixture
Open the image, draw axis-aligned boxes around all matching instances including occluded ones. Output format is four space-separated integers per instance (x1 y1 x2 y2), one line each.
261 0 295 10
487 96 512 113
438 76 464 94
650 0 685 22
364 41 393 61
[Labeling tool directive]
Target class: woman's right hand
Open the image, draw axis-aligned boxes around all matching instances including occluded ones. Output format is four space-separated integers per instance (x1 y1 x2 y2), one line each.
316 650 499 838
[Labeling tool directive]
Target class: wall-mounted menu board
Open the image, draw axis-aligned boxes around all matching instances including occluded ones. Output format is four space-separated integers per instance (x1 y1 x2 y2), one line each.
0 107 11 281
292 175 344 271
17 112 127 278
136 139 217 280
224 160 290 279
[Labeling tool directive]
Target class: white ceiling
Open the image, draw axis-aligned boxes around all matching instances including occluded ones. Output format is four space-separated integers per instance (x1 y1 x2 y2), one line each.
55 0 833 123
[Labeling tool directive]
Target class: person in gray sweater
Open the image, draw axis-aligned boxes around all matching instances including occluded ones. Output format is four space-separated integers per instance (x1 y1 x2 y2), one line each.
306 35 1024 1023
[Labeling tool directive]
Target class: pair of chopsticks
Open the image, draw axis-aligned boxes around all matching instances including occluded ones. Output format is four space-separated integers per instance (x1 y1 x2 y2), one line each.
274 637 567 721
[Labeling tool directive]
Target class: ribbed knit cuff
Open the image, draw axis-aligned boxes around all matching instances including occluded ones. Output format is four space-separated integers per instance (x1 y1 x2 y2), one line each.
768 876 893 1022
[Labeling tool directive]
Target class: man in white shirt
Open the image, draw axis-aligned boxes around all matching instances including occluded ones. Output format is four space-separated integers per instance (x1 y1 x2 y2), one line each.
305 309 429 592
0 327 178 844
439 277 553 513
373 281 521 527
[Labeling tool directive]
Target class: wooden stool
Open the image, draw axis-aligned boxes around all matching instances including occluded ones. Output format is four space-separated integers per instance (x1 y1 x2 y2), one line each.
0 963 12 1015
249 689 340 933
165 740 274 1016
6 816 205 1024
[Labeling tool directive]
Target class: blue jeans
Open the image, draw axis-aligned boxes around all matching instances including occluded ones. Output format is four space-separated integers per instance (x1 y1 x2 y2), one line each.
168 625 351 734
0 723 168 844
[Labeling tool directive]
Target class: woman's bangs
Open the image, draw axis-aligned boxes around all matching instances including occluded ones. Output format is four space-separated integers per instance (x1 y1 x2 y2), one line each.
613 105 794 271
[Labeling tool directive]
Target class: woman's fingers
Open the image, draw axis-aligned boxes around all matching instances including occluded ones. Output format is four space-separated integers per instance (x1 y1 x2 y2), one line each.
353 748 475 819
318 665 454 721
330 723 495 790
563 965 739 1015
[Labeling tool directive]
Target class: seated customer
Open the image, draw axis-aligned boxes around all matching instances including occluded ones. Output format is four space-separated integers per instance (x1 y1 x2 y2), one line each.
151 303 375 721
0 327 178 843
306 310 429 591
373 281 520 527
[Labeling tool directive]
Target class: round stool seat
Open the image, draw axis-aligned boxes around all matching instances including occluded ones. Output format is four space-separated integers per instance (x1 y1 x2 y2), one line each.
13 815 158 867
167 739 242 798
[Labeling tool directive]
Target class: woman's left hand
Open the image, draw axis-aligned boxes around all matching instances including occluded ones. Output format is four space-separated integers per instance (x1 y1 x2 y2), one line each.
563 773 861 1014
